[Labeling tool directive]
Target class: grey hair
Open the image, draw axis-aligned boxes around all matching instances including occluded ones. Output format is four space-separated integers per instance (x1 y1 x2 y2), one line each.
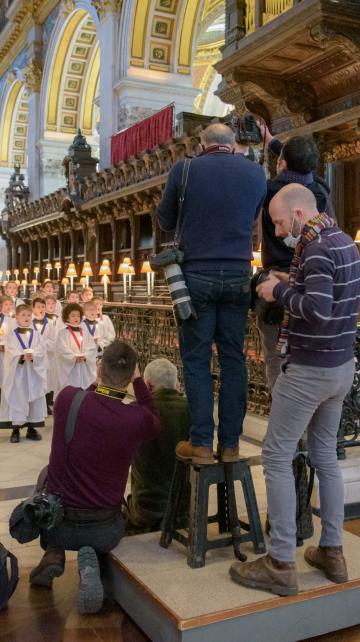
143 358 178 391
201 123 235 148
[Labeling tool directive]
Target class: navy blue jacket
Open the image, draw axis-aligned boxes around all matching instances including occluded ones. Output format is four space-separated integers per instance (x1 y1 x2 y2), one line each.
157 151 267 270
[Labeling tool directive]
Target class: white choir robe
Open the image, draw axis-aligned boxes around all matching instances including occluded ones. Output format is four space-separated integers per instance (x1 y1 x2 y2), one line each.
11 297 25 314
54 326 97 397
33 318 56 393
55 300 62 317
0 328 48 427
96 314 116 350
0 315 15 387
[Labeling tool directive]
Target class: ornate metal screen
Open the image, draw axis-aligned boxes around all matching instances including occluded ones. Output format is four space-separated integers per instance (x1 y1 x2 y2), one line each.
104 303 360 458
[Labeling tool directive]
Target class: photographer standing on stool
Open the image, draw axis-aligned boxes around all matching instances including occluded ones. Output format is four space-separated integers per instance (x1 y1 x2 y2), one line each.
230 184 360 596
157 123 266 464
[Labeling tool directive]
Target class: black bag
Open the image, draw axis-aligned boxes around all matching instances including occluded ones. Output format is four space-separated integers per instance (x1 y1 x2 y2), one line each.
265 452 314 546
293 453 315 546
0 542 18 610
9 390 88 544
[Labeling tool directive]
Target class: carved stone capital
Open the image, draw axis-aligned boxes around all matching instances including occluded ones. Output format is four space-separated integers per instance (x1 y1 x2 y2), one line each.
60 0 76 17
24 59 42 93
91 0 122 20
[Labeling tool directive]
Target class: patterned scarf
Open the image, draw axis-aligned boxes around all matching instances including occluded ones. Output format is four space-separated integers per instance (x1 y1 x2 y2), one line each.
278 212 335 355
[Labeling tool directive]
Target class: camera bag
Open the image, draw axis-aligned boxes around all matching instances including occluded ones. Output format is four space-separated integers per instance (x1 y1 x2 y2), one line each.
9 390 88 543
0 542 18 610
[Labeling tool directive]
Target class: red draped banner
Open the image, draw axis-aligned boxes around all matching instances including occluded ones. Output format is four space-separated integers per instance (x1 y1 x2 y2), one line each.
110 104 174 166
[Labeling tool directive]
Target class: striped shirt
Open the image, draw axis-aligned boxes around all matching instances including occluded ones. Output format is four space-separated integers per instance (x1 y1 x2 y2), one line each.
274 227 360 367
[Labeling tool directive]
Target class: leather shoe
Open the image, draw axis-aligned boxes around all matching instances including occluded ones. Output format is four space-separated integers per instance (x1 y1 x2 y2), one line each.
10 429 20 443
30 545 65 587
230 554 298 596
304 545 348 583
176 441 215 465
217 445 240 463
26 427 42 441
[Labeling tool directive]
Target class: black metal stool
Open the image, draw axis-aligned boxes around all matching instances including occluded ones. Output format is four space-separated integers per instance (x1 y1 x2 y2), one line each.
160 457 266 568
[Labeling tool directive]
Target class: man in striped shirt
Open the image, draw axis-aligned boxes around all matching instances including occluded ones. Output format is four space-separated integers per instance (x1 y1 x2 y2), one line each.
230 184 360 596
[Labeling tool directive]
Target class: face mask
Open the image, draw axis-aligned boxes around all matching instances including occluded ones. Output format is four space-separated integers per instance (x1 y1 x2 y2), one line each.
282 214 301 249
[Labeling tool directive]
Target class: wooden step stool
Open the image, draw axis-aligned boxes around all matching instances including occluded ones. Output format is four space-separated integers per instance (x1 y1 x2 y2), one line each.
160 457 266 568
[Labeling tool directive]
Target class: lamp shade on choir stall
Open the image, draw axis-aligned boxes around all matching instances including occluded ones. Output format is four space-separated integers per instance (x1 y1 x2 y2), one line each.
354 229 360 244
81 261 93 287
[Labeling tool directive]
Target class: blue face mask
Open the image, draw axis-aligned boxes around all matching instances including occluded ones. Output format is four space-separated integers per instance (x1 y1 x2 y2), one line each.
283 214 300 249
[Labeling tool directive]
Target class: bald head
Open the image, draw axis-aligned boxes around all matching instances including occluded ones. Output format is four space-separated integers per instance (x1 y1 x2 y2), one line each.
201 123 235 149
269 183 319 239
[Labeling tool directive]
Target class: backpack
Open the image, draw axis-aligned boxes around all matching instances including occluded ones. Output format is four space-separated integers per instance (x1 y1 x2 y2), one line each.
0 542 19 610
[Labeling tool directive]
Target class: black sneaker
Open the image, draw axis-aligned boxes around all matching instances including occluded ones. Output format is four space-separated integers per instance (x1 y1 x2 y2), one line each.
26 427 42 441
10 429 20 443
77 547 104 615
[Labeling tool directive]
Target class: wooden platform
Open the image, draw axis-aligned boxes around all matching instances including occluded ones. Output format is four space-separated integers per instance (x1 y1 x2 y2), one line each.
106 518 360 642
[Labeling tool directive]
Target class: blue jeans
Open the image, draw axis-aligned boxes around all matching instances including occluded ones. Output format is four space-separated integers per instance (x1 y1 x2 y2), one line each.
179 269 251 449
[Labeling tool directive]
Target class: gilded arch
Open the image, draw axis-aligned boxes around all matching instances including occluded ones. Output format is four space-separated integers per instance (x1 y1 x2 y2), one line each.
0 80 28 167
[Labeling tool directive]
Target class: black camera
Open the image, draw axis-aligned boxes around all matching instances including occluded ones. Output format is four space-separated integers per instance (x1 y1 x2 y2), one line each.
23 493 64 531
251 268 285 325
150 251 197 326
231 112 262 145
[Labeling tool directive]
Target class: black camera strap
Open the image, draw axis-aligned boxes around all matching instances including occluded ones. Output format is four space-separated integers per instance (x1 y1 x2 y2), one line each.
65 389 88 444
173 158 191 249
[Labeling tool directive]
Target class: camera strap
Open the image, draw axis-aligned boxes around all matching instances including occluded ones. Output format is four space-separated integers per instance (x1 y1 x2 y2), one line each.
173 158 191 249
65 389 88 444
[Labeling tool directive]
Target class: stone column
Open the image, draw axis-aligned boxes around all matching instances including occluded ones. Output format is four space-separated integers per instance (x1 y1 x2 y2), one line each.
98 4 121 168
24 23 43 201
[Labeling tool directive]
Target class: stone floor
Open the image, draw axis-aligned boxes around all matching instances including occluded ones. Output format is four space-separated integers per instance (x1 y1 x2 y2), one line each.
1 418 360 641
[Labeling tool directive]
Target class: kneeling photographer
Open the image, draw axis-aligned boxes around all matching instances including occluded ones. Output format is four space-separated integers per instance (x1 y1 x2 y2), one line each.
156 123 266 464
19 341 160 615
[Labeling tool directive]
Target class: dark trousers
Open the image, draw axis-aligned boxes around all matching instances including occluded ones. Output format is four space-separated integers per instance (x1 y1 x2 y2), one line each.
180 268 251 449
41 508 124 555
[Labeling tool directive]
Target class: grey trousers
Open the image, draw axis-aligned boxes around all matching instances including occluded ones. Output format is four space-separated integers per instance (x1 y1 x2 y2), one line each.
257 318 282 392
262 359 355 562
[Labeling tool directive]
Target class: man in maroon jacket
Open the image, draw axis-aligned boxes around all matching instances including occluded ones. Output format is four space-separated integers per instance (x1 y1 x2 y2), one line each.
29 340 160 615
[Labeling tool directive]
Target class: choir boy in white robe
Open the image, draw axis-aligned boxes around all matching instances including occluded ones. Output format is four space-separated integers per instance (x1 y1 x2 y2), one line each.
0 304 47 443
80 300 99 379
93 296 116 351
41 280 62 317
66 291 80 304
0 295 16 389
81 286 94 303
54 303 97 397
4 281 24 315
32 297 56 415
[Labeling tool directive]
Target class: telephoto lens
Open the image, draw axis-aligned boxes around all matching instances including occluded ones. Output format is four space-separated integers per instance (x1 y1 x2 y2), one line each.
163 264 197 325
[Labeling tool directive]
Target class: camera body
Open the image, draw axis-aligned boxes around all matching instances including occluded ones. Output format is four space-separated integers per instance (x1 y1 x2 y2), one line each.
150 251 197 326
23 493 64 531
231 112 262 145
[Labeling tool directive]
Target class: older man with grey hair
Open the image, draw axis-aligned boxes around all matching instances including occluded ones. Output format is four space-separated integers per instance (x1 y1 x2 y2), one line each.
126 358 191 533
157 122 267 464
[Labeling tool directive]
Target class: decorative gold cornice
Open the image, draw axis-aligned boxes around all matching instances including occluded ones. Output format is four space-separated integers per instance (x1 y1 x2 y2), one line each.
91 0 122 20
24 59 42 93
60 0 76 17
325 140 360 162
0 0 57 79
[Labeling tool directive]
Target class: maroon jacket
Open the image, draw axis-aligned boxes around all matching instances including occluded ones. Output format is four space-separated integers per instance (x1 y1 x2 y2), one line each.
47 379 161 509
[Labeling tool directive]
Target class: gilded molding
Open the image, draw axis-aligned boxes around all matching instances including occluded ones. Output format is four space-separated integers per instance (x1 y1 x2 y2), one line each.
24 59 42 93
324 140 360 162
91 0 122 19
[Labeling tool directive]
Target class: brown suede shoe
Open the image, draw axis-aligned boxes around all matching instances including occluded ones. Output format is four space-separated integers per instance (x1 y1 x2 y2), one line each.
304 546 348 584
230 554 298 597
176 441 215 465
217 445 240 463
29 545 65 587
